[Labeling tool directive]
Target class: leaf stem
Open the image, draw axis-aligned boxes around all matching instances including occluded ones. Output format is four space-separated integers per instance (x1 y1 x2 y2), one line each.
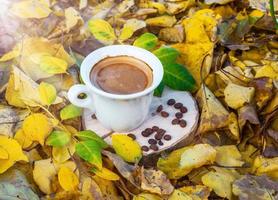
269 0 278 30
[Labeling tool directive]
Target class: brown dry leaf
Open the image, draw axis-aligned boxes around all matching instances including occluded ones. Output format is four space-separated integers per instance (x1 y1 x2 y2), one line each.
249 78 273 109
65 7 83 32
81 177 103 200
159 25 184 43
166 0 195 15
197 85 230 134
140 168 174 195
238 105 260 130
92 176 121 200
232 175 278 200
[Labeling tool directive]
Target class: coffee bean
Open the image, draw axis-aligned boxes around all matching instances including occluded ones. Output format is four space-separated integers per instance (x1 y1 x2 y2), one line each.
161 111 169 118
141 146 149 152
172 118 180 125
127 133 136 140
164 134 172 141
175 112 183 119
167 99 176 105
141 131 149 137
156 105 163 112
148 139 157 144
91 114 97 119
158 140 164 146
152 126 159 132
174 102 183 109
179 119 187 128
150 144 159 151
180 106 188 113
157 129 166 135
145 128 154 134
155 132 165 140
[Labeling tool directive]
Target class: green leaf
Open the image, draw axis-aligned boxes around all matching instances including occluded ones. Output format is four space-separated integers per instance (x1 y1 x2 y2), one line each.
46 131 71 147
75 130 108 148
153 46 179 65
88 19 116 44
38 82 57 105
163 63 196 92
154 81 164 97
133 33 158 51
75 140 102 169
60 104 82 120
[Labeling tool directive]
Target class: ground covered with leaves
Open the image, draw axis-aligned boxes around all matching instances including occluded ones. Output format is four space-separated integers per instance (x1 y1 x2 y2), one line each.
0 0 278 199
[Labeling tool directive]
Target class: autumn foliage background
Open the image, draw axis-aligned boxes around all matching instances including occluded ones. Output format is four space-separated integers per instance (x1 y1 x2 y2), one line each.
0 0 278 199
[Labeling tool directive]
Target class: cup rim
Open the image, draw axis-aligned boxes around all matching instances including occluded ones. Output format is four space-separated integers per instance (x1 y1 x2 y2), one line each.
80 45 164 100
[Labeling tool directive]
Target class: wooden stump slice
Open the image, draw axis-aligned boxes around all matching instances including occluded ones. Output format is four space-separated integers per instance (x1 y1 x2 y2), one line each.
83 89 199 155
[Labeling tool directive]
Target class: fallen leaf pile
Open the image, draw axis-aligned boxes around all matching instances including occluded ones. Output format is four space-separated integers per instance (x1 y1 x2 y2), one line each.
0 0 277 199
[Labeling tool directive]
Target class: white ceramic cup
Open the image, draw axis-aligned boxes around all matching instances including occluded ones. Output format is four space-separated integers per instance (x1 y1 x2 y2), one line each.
68 45 163 132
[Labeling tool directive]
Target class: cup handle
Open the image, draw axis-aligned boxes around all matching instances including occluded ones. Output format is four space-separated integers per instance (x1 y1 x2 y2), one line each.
67 84 95 112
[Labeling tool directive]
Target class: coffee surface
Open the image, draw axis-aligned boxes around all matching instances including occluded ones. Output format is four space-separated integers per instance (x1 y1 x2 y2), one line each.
91 56 153 94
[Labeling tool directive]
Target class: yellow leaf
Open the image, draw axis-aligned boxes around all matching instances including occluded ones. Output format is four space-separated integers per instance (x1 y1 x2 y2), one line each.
88 19 116 44
249 9 264 18
0 135 28 174
157 144 216 179
10 0 52 19
33 159 77 194
17 37 74 81
38 82 57 105
180 144 216 171
14 128 33 149
168 190 192 200
65 7 83 32
148 2 166 14
23 113 53 145
224 83 255 109
92 176 120 199
173 9 220 86
0 146 9 159
202 167 239 200
92 167 120 181
146 15 177 27
119 19 146 41
179 185 211 200
79 0 88 9
215 145 244 167
0 48 20 62
5 66 41 108
228 112 240 140
133 193 162 200
40 55 68 74
255 64 278 79
111 134 142 163
52 140 76 163
252 156 278 179
58 166 79 191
